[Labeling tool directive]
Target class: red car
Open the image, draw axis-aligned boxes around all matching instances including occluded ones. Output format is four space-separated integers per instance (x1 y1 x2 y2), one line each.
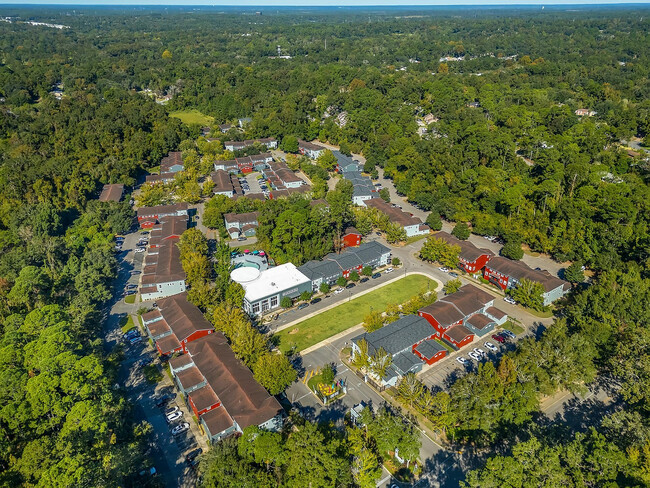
492 334 506 344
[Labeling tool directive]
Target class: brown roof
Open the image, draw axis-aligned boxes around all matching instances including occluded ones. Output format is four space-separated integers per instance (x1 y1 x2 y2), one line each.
169 354 194 372
189 385 220 412
99 184 124 202
139 285 158 295
433 232 494 262
156 293 218 343
160 151 183 173
445 324 473 342
298 139 325 151
137 203 189 219
156 334 182 355
147 319 171 338
236 192 266 202
465 313 494 331
310 199 330 207
176 366 205 391
141 309 162 323
201 406 234 436
419 301 464 327
143 242 186 284
211 169 233 193
158 215 189 240
241 223 257 232
223 212 259 225
187 334 282 430
440 284 493 316
487 257 570 292
486 306 507 320
365 198 423 227
343 226 361 236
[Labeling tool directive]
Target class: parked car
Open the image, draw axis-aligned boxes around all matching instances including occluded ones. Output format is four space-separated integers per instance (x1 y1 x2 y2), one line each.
166 411 183 423
125 290 137 296
484 341 498 352
372 272 381 279
164 406 179 415
384 267 394 274
237 237 247 241
334 288 344 295
492 334 506 344
346 282 356 289
139 467 156 477
172 422 190 436
473 347 487 357
123 329 139 340
128 335 142 345
140 231 149 235
449 272 459 278
456 357 469 365
438 267 450 272
130 270 141 275
375 231 381 236
310 298 321 305
360 277 369 283
138 357 153 368
155 394 175 408
297 303 309 310
468 351 481 361
134 248 145 253
186 448 203 463
126 284 138 290
503 296 516 304
501 329 516 340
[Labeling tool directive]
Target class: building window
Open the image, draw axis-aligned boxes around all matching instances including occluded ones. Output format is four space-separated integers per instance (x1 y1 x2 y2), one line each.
252 303 260 314
270 296 278 307
261 300 270 312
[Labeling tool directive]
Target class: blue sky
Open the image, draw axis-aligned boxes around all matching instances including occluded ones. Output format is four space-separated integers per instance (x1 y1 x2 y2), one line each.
2 0 649 5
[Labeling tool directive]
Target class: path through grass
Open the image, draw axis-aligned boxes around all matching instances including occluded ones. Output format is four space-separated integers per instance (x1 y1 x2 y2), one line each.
275 274 437 353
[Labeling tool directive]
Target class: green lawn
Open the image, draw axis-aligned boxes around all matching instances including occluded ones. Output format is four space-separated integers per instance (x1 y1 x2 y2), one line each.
275 274 437 353
119 315 135 333
502 320 525 335
124 294 136 304
169 109 214 126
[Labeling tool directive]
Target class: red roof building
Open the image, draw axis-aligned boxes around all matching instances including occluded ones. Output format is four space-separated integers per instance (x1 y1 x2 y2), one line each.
341 226 362 249
432 231 494 274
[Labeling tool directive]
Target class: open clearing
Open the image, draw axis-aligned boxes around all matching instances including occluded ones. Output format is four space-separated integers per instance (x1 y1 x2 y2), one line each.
169 109 214 126
275 274 437 353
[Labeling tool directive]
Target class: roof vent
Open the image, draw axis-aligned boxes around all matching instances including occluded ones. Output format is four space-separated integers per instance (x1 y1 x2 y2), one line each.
271 282 276 286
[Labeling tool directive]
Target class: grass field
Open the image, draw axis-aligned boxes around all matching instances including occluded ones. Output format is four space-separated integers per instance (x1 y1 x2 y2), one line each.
119 315 135 333
124 295 136 304
502 320 525 335
275 274 437 353
169 109 214 126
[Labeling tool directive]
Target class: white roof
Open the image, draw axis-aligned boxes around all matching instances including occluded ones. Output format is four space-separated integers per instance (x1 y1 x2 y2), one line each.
234 263 311 302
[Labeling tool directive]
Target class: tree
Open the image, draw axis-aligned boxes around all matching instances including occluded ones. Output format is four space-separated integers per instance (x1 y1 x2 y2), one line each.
339 140 352 156
391 257 401 266
420 237 461 268
280 296 293 308
385 223 407 244
299 290 312 302
352 339 371 371
253 353 297 395
443 278 462 294
362 266 372 277
511 278 545 310
200 438 275 488
281 135 299 153
501 240 524 260
363 310 384 332
162 49 172 60
379 188 390 203
317 150 338 171
320 363 335 385
425 212 443 231
319 282 330 294
397 373 424 408
565 262 585 283
336 276 347 287
349 270 360 282
370 348 392 379
438 62 449 74
451 222 470 240
7 266 51 311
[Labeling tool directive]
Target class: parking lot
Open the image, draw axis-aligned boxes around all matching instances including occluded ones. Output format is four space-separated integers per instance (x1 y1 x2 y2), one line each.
241 172 267 196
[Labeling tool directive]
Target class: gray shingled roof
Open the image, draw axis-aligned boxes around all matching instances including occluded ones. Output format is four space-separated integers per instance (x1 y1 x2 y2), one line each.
414 339 447 360
352 241 390 263
326 252 363 271
354 315 435 356
392 350 422 375
297 260 341 281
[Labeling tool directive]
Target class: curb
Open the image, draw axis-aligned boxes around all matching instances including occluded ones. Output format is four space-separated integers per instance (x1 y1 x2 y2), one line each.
299 323 366 356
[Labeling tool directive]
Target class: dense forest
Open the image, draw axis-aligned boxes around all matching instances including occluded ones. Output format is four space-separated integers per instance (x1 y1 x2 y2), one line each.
0 5 649 487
